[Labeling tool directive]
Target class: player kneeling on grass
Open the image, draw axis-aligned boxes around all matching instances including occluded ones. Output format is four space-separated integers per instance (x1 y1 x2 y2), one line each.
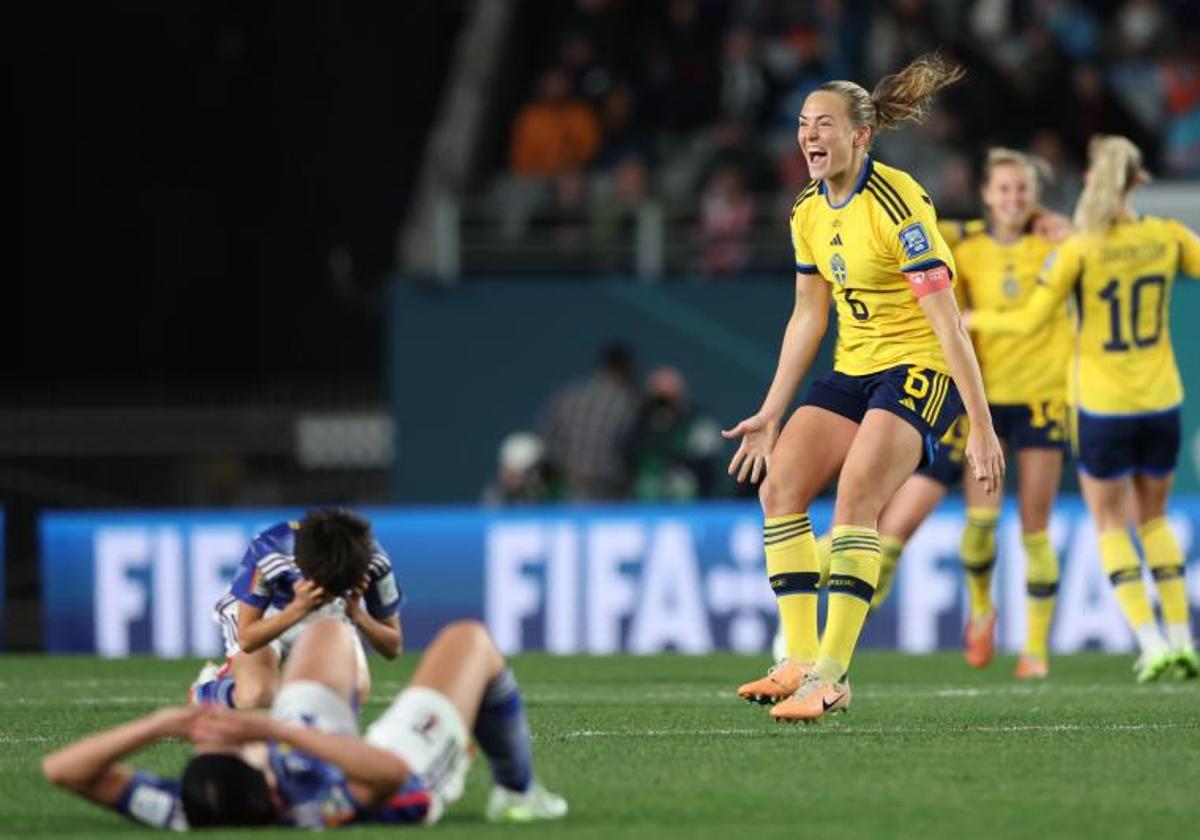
42 617 567 828
191 508 403 710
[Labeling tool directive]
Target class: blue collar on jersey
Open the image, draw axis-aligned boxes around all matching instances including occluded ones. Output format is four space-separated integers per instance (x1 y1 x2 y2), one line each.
819 155 873 209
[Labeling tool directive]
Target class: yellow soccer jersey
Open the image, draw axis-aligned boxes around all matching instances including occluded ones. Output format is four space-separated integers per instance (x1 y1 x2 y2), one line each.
954 231 1070 404
790 156 957 376
971 216 1200 415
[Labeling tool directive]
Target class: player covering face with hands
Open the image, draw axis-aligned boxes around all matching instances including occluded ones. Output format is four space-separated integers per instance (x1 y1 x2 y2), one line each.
43 617 568 828
724 52 1004 722
191 508 403 710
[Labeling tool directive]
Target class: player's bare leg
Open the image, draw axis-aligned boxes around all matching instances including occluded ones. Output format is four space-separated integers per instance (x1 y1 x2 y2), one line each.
774 409 923 722
961 467 1002 669
230 647 282 709
1014 448 1063 679
738 406 857 703
1081 473 1172 682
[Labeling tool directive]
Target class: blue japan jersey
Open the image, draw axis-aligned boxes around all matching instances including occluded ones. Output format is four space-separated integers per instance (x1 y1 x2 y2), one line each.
269 742 431 827
216 521 403 619
115 771 188 831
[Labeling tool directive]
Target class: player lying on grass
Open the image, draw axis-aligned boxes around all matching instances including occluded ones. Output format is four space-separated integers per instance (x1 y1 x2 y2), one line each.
42 617 567 828
190 508 403 709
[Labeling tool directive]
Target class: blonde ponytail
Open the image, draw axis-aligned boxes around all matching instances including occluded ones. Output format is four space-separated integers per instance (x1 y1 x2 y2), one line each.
818 52 965 147
1073 135 1149 233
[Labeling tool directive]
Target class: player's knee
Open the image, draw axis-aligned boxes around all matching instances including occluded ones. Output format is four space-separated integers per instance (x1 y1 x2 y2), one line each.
437 619 489 648
758 473 810 518
234 681 276 710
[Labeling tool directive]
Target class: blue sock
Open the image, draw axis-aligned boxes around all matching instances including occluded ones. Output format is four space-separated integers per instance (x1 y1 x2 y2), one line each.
197 677 236 708
473 668 533 792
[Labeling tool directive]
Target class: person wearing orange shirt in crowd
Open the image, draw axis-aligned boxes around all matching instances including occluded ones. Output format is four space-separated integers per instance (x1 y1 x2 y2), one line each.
510 68 601 178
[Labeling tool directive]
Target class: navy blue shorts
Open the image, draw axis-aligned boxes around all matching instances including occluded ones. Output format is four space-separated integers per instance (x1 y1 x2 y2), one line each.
916 414 968 487
1076 407 1181 479
991 401 1068 451
803 365 963 469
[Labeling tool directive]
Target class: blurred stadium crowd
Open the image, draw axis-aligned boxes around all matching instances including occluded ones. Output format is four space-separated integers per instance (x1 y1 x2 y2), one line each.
486 0 1200 275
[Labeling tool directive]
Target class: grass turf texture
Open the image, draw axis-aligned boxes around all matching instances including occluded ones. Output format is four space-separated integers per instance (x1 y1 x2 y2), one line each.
0 653 1196 839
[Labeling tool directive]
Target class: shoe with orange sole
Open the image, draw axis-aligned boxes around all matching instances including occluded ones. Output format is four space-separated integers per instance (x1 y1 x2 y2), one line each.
964 610 996 669
736 659 808 705
1014 654 1048 679
770 674 851 723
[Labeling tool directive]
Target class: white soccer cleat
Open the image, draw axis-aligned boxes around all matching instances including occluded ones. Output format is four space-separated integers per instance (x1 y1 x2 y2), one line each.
485 780 568 823
187 661 221 705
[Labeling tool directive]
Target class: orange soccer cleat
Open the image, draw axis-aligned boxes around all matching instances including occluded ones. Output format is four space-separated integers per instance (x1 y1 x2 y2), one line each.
964 609 996 669
1013 654 1049 680
736 659 809 705
770 674 851 723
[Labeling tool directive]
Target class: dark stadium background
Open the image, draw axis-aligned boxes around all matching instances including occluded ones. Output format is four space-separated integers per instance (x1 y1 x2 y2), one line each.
8 0 1200 652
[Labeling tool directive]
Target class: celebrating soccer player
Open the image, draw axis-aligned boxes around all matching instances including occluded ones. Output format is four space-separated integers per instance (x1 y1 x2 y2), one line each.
43 617 567 828
190 508 403 709
968 135 1200 682
725 53 1004 722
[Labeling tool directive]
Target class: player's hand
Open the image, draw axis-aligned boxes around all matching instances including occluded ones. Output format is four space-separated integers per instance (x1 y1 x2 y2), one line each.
965 424 1005 495
188 706 272 745
291 579 328 614
344 574 370 623
1032 209 1072 243
722 412 780 484
150 706 205 738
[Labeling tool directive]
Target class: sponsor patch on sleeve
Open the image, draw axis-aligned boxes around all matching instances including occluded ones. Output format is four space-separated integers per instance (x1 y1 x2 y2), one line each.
898 222 932 259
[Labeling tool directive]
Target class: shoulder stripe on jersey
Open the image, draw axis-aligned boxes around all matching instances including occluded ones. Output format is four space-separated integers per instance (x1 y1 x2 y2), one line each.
869 173 912 218
793 180 818 208
865 184 901 225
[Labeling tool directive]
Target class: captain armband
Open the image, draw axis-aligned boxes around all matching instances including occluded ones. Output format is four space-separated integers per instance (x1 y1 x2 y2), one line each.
904 263 952 298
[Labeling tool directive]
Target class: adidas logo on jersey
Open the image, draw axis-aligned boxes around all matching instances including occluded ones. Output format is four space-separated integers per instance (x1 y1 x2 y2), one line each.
830 233 844 247
900 397 917 411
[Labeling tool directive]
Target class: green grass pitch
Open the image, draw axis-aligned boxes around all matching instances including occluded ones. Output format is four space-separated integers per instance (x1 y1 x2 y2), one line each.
1 652 1196 839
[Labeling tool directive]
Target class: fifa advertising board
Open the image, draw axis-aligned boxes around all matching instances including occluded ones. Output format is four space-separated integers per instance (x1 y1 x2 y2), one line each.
40 500 1200 657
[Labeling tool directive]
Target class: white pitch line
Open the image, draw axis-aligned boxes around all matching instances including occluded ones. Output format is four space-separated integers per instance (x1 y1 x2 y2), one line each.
555 721 1197 739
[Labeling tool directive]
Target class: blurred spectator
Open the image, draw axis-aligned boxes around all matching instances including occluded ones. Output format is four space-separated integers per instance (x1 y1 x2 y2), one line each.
540 342 640 500
594 82 653 169
533 170 590 249
1029 129 1084 214
482 432 561 506
697 165 756 276
719 28 769 125
591 154 650 246
628 367 721 501
510 68 601 178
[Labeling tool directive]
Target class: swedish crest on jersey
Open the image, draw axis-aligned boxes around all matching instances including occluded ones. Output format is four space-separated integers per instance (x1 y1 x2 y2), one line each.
830 253 848 287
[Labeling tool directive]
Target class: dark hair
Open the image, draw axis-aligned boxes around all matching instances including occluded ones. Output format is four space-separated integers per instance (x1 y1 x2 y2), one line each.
294 508 375 597
180 753 275 827
597 341 634 381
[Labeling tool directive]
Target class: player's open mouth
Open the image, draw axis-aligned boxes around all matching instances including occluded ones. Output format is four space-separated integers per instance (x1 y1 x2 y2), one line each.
807 150 828 165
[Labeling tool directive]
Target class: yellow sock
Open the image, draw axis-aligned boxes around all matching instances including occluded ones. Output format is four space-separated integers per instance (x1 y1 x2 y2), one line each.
961 507 999 618
1022 530 1058 660
1139 518 1190 627
764 514 820 663
1098 528 1155 632
815 533 832 588
871 535 905 610
815 526 881 681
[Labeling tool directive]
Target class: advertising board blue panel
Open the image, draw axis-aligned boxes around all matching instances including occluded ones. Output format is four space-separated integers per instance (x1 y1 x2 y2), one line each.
40 499 1200 656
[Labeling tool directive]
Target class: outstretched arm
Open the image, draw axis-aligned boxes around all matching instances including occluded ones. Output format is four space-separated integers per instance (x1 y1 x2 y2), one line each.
920 288 1005 494
723 272 830 483
42 707 197 807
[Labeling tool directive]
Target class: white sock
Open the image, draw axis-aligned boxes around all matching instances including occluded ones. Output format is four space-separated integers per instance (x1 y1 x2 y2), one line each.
1166 623 1195 651
1134 622 1168 657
